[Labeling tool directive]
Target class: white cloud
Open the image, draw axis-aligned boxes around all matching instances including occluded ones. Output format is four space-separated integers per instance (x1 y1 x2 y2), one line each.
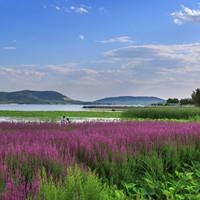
70 5 89 14
0 66 46 79
54 5 69 13
2 46 16 50
1 42 200 99
171 5 200 25
46 63 77 74
102 43 200 98
55 6 61 11
43 2 94 15
79 34 85 41
98 36 134 44
104 43 200 64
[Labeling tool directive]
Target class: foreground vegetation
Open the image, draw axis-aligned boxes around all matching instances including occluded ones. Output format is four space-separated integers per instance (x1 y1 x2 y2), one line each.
122 107 200 120
1 122 200 199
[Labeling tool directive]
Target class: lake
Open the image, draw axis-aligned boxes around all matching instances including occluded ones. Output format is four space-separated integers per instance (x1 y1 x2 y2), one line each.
0 104 86 111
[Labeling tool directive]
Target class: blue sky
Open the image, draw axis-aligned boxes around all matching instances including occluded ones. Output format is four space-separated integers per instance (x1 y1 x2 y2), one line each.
1 0 200 100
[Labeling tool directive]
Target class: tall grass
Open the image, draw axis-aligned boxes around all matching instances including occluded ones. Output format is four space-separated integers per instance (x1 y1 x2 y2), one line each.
38 166 125 200
122 107 200 120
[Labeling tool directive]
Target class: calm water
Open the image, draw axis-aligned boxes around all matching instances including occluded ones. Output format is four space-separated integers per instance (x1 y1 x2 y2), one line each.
0 104 86 111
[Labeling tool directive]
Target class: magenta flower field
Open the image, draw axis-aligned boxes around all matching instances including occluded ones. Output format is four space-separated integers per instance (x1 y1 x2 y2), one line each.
1 121 200 199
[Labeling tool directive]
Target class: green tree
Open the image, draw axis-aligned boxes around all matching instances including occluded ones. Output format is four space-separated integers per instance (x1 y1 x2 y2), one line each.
166 98 179 104
192 89 200 106
180 98 193 106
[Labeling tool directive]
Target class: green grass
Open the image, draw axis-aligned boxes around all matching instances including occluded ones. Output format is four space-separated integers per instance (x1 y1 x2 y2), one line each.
2 107 200 122
37 166 126 200
0 111 121 121
121 107 200 120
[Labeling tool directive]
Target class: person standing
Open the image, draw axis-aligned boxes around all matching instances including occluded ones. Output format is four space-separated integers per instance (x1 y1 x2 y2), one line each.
60 115 66 124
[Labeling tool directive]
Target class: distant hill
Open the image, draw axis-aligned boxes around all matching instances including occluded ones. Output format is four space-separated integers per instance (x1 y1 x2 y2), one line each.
0 90 83 104
93 96 165 105
0 91 165 105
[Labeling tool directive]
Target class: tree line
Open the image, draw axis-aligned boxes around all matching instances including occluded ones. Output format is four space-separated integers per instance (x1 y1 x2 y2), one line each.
166 88 200 106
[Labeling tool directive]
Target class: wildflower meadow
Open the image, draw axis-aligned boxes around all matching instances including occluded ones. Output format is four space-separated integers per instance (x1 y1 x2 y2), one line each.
1 121 200 199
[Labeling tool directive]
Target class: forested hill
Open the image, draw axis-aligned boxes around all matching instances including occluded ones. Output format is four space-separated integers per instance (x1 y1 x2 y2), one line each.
0 90 83 104
94 96 165 105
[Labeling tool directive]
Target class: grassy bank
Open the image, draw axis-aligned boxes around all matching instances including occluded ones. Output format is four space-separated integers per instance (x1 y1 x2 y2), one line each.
122 107 200 120
0 110 121 121
1 107 200 122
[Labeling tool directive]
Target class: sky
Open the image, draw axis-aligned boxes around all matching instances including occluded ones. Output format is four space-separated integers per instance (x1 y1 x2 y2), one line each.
1 0 200 100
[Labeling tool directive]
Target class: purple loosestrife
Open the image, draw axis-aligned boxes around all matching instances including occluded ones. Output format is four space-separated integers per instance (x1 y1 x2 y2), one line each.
0 121 200 198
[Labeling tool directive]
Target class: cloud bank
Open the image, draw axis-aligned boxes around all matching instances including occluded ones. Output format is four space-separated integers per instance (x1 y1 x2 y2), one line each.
171 5 200 25
1 42 200 100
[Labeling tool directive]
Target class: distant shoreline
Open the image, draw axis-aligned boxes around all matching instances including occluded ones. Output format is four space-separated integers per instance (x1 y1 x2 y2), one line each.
83 105 145 109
